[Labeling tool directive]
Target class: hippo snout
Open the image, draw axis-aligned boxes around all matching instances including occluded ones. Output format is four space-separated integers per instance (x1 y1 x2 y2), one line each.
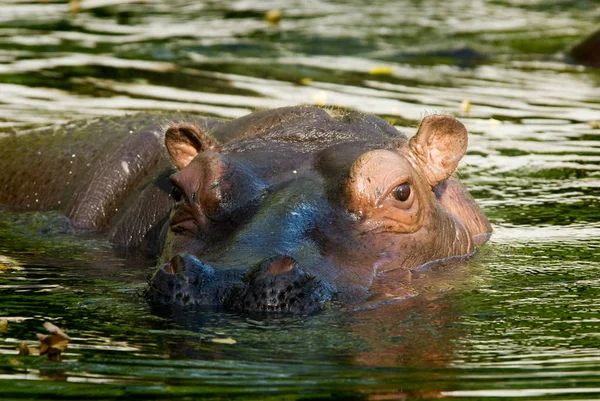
146 254 332 314
228 255 333 314
145 253 236 306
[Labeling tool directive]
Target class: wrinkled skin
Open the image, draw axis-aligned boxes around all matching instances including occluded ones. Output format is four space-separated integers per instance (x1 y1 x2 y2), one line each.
147 106 491 313
0 106 491 314
0 112 221 250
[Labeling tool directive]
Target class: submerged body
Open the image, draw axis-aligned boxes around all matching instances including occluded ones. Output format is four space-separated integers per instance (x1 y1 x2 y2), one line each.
0 106 491 313
570 29 600 67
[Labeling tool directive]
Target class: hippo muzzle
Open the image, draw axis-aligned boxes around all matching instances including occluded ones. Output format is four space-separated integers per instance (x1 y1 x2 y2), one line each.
146 254 332 314
146 253 239 306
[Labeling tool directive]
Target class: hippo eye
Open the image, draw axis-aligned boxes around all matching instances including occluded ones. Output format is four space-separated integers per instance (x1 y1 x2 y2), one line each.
391 183 411 202
170 185 183 202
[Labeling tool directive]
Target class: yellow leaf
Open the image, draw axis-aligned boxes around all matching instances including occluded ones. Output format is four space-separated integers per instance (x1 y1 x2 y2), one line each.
37 322 71 359
0 255 23 272
300 77 313 86
51 340 70 351
37 333 51 355
368 66 393 75
0 319 7 333
265 9 282 25
461 99 471 114
589 121 600 129
69 0 80 14
211 337 237 345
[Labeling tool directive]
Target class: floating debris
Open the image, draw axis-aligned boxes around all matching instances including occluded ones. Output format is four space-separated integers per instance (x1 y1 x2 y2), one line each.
211 337 237 345
69 0 80 15
300 77 313 86
36 322 71 361
0 319 7 333
17 343 30 356
461 99 471 114
368 66 393 75
266 9 282 25
589 121 600 129
0 255 24 272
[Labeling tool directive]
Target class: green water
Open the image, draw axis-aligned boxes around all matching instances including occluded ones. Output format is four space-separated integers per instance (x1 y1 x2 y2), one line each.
1 0 600 399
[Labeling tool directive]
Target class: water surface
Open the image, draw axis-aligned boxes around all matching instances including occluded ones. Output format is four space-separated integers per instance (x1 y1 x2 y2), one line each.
1 0 600 399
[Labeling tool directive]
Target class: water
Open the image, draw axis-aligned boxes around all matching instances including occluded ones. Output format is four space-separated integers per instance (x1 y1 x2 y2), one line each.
1 0 600 399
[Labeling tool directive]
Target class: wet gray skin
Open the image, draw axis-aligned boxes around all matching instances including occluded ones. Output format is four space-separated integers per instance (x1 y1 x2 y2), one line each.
0 106 491 314
146 106 491 313
570 28 600 67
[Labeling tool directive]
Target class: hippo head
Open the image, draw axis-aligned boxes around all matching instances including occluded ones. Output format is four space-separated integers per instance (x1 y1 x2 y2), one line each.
145 106 491 314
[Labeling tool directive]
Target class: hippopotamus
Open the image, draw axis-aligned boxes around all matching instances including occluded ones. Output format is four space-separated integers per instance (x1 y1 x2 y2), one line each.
570 29 600 67
0 106 491 314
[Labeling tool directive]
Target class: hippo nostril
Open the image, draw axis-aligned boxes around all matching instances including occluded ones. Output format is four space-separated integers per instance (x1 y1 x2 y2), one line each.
163 261 177 274
163 262 174 274
148 253 237 307
266 255 297 275
226 255 333 314
162 255 186 275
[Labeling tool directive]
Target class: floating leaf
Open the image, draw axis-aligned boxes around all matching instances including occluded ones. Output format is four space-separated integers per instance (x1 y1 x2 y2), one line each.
69 0 80 14
300 77 313 86
589 121 600 129
17 343 30 356
37 322 70 361
368 66 393 75
461 99 471 114
0 255 24 272
0 319 7 333
43 322 71 340
265 9 282 25
211 337 237 345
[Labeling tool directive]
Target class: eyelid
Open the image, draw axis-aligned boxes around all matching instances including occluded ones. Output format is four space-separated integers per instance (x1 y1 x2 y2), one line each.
379 176 410 204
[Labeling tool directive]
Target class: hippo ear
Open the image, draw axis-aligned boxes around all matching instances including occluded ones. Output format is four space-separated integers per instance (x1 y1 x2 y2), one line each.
408 115 468 187
165 124 221 170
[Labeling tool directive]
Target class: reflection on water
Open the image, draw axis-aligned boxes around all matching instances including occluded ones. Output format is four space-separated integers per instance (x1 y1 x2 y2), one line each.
1 0 600 399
